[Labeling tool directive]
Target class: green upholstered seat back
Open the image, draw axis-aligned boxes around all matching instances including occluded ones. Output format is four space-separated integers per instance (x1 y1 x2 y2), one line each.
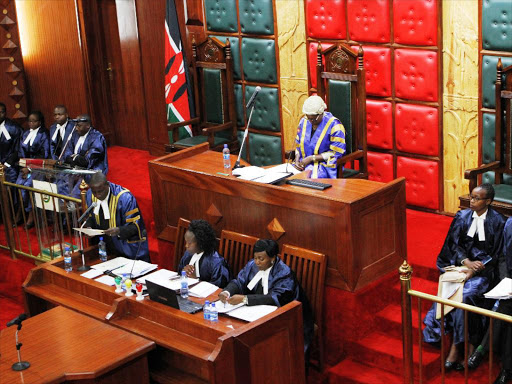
249 133 282 166
327 79 352 154
245 86 280 132
203 68 224 124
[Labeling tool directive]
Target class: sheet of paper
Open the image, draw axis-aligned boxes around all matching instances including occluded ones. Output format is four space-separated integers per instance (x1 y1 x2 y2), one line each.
92 257 131 272
165 277 199 291
189 281 219 298
94 275 116 286
227 305 277 322
80 269 103 279
113 260 158 278
267 163 301 175
251 172 291 184
136 269 177 285
73 227 105 237
485 277 512 299
214 301 245 314
232 166 266 180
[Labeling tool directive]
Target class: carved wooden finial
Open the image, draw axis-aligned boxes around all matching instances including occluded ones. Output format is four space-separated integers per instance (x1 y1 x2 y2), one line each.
225 39 231 59
399 260 413 281
0 163 5 182
317 42 323 68
358 45 364 69
192 38 197 58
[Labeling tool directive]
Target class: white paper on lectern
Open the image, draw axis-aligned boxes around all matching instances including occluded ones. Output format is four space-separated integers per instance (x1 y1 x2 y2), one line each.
92 257 131 272
73 227 105 237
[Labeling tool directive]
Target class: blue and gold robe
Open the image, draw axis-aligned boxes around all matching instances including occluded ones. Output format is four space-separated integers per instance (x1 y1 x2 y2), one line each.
64 127 108 174
0 119 23 183
295 111 346 179
86 182 149 262
178 250 230 288
423 207 506 345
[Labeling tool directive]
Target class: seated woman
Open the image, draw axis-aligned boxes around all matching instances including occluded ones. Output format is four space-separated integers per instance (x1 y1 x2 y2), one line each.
218 239 314 354
294 95 346 179
178 219 230 288
423 183 506 371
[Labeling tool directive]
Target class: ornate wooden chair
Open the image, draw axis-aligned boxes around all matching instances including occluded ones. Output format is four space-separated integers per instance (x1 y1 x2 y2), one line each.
219 230 258 276
173 217 190 271
281 244 327 371
166 37 238 153
461 59 512 215
316 43 367 178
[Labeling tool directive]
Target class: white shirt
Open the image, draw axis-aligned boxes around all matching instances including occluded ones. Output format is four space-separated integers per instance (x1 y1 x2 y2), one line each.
23 127 40 146
467 209 487 241
52 120 67 142
74 129 90 154
0 120 10 141
93 188 111 220
188 252 204 278
247 265 272 294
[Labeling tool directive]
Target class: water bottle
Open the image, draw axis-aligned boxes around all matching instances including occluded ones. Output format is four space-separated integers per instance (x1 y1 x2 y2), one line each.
492 299 500 311
64 247 72 272
180 270 188 298
98 237 107 262
210 302 218 322
203 300 211 321
222 144 231 172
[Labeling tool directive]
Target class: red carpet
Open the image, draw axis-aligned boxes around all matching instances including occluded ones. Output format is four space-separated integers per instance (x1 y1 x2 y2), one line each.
0 147 502 383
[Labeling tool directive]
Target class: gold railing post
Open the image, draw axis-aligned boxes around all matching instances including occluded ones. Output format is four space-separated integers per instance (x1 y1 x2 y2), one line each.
400 260 414 384
0 164 16 258
79 179 89 211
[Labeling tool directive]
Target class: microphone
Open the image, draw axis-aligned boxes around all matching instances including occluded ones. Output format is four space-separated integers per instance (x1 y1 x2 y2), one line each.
7 313 27 327
78 202 97 223
245 86 261 109
129 229 148 280
286 149 295 173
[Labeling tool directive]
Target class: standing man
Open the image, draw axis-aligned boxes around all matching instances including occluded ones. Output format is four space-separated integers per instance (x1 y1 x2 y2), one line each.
0 102 23 183
85 172 149 262
49 105 75 161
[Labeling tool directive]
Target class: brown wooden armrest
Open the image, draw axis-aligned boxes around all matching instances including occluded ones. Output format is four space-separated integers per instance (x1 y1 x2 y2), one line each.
464 161 500 180
202 123 234 134
336 150 363 165
167 117 201 131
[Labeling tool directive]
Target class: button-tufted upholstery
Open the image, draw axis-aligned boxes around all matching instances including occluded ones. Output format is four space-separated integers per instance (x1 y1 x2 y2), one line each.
306 0 346 39
242 38 277 83
234 84 244 127
308 42 333 89
368 151 393 182
204 0 238 32
328 80 352 153
482 112 496 164
347 0 390 43
239 0 274 35
249 133 282 166
245 86 280 132
482 55 512 109
395 49 438 102
395 103 438 156
393 0 437 46
212 36 241 80
482 0 512 51
237 130 248 161
366 100 392 149
203 68 224 124
397 156 439 209
357 46 391 97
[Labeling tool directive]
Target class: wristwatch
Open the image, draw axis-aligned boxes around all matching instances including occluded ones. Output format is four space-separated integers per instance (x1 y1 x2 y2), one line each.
242 295 248 305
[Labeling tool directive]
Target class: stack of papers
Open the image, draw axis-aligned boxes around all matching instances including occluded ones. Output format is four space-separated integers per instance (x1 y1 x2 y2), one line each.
232 165 294 184
213 300 277 322
136 269 177 285
189 281 219 298
113 260 158 278
485 278 512 299
92 257 131 273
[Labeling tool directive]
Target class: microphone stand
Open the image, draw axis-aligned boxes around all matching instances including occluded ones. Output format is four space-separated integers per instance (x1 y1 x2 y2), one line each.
12 322 30 371
77 218 90 271
233 103 256 170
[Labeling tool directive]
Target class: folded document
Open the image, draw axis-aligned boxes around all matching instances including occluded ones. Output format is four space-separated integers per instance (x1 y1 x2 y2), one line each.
485 278 512 300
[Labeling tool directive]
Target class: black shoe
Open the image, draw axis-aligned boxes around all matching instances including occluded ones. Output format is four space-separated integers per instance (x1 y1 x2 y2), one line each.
468 349 485 370
445 360 464 372
494 369 512 384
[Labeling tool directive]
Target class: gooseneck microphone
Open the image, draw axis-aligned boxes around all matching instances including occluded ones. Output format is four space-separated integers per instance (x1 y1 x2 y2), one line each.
78 202 97 223
233 87 261 170
7 313 27 327
245 86 261 109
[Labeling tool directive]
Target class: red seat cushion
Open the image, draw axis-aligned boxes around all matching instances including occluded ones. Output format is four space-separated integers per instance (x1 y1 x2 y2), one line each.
395 103 438 156
347 0 390 43
393 0 438 46
368 151 394 182
395 49 438 102
397 156 439 209
367 100 392 149
306 0 346 39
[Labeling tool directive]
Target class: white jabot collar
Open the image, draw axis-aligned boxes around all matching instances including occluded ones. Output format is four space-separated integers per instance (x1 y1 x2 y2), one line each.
467 209 488 241
188 252 204 277
52 120 68 141
0 120 10 141
74 128 90 154
23 127 40 146
93 188 111 220
247 264 273 294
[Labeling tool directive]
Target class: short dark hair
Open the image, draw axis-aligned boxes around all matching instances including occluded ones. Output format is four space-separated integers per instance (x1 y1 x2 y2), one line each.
187 220 217 256
28 110 45 129
477 183 495 202
89 172 107 186
253 239 279 258
54 105 68 113
0 102 6 111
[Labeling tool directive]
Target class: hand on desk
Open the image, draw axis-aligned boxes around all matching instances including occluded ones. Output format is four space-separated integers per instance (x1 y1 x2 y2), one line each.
218 291 244 305
182 264 196 278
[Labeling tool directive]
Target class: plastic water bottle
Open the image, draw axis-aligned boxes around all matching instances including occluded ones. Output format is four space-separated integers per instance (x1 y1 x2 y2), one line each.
180 270 188 298
98 237 107 262
210 302 218 322
64 247 72 272
203 300 210 321
222 144 231 172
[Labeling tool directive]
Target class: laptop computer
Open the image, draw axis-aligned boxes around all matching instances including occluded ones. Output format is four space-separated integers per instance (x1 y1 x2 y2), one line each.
145 280 203 314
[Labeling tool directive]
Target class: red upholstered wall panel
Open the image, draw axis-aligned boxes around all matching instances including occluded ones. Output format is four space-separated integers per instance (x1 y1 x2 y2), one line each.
355 46 391 97
308 42 333 89
306 0 346 39
368 151 394 182
397 156 439 209
395 103 438 156
393 0 438 46
395 49 438 102
347 0 390 43
367 100 392 149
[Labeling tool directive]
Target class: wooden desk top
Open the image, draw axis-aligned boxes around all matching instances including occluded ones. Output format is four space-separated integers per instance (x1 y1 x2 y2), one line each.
0 306 155 384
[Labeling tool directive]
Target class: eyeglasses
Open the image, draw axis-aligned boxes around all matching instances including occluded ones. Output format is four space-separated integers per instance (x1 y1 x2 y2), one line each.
470 195 489 201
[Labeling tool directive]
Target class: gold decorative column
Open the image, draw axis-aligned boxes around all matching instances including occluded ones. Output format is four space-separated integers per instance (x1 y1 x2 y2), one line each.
275 0 309 151
442 0 479 213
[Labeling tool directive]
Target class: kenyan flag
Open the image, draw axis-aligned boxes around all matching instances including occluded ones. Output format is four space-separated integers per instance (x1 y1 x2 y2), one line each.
165 0 193 139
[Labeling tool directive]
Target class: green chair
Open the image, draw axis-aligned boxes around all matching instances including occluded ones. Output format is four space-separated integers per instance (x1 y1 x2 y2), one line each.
462 59 512 215
316 43 367 178
166 37 238 152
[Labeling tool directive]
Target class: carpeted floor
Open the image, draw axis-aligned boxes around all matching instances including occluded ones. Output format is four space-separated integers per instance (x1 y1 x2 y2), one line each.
0 146 505 383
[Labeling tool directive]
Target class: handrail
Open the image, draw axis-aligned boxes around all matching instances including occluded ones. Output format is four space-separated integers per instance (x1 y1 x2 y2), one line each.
3 180 82 203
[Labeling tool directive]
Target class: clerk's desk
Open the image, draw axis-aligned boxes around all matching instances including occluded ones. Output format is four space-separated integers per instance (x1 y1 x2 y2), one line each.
149 143 407 291
22 250 306 384
0 306 155 384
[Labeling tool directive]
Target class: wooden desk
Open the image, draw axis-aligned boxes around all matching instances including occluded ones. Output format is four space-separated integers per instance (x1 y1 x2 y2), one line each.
0 306 155 384
149 143 407 291
22 251 306 384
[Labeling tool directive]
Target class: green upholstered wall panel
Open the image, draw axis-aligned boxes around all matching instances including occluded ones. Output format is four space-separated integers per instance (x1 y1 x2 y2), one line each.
242 38 277 84
245 86 280 132
203 69 224 124
204 0 238 32
482 0 512 51
237 130 248 161
211 35 241 80
482 55 512 109
482 172 512 186
234 84 244 127
482 112 496 164
239 0 274 35
249 133 282 166
328 80 352 154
